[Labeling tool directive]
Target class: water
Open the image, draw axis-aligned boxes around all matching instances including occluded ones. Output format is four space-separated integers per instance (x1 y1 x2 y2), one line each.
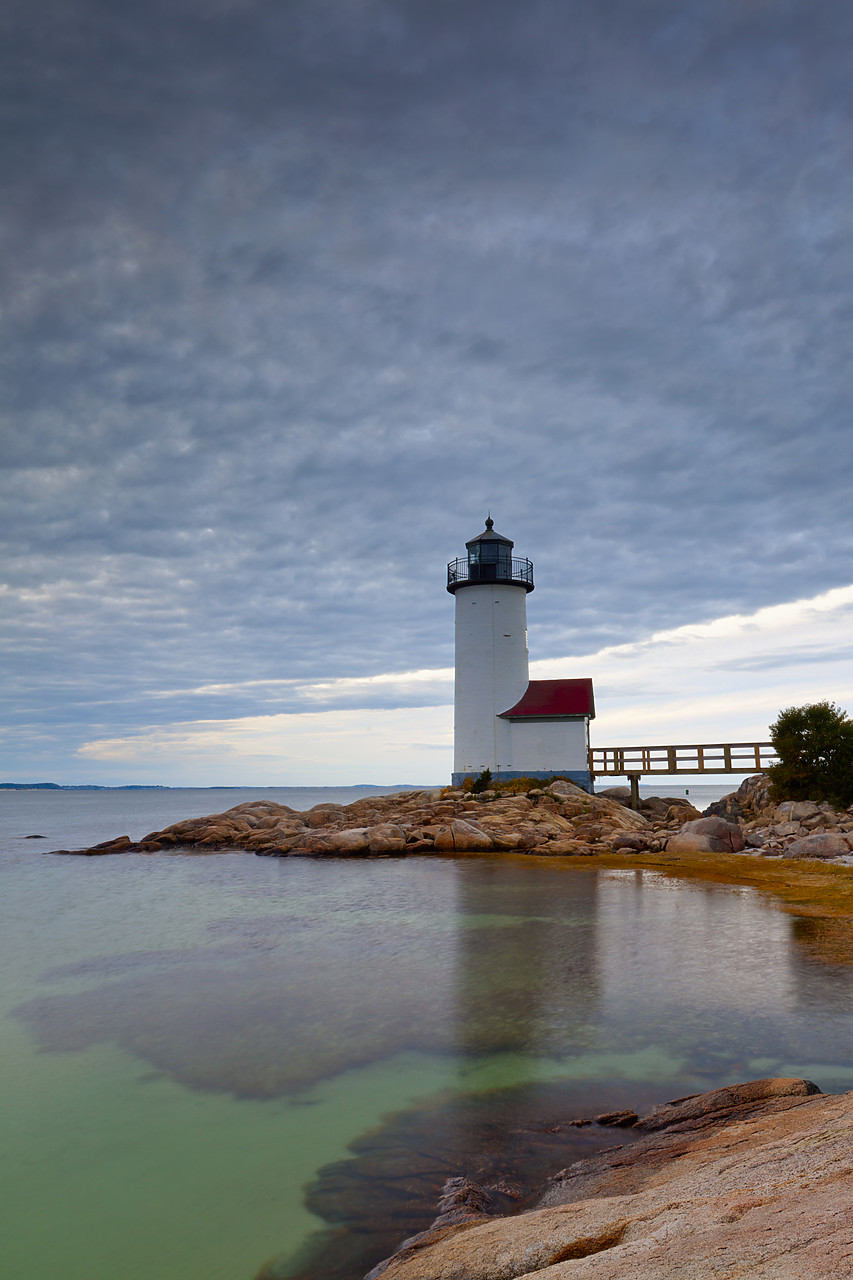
597 781 743 805
1 786 429 850
2 787 852 1280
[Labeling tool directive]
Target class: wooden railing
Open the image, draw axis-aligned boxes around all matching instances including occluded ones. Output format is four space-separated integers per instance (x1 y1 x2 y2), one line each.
590 742 778 778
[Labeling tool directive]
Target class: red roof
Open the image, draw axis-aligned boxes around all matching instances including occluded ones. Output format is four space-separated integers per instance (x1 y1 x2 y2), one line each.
499 679 595 720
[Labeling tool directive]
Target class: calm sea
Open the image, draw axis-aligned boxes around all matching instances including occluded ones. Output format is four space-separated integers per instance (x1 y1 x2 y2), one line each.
2 784 851 1280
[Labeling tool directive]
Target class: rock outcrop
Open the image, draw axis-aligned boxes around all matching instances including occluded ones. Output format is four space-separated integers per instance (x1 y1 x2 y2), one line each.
45 774 853 866
785 832 853 859
47 780 658 858
366 1078 853 1280
665 815 746 854
704 775 853 861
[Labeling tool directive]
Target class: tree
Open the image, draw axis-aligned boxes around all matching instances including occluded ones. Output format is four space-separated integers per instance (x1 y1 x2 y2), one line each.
767 701 853 808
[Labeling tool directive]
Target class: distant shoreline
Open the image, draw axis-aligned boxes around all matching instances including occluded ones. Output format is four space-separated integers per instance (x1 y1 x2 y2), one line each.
0 782 433 792
0 783 171 791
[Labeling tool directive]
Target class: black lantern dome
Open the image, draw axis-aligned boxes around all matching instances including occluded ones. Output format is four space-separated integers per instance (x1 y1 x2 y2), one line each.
447 517 534 593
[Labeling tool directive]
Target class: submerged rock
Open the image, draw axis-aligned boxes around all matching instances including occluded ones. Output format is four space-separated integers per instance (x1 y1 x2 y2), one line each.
367 1078 853 1280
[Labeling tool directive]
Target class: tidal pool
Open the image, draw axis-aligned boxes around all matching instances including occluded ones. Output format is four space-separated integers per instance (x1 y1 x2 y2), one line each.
3 847 852 1280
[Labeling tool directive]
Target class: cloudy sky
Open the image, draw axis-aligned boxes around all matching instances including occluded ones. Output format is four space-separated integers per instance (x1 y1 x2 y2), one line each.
3 0 853 785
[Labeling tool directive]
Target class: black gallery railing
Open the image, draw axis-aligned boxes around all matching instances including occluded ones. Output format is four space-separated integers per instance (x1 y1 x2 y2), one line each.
446 557 535 590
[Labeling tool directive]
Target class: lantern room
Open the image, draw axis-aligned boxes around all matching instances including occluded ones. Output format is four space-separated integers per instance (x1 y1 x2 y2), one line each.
447 517 534 592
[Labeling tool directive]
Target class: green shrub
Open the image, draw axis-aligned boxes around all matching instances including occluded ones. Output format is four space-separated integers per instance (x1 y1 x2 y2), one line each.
454 773 586 798
767 701 853 808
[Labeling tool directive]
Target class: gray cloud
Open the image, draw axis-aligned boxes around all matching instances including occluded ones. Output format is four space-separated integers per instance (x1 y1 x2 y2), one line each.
3 0 853 776
713 645 853 674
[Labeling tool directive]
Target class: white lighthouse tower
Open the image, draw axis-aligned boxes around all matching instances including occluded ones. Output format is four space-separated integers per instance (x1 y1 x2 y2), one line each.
447 517 595 790
447 517 533 782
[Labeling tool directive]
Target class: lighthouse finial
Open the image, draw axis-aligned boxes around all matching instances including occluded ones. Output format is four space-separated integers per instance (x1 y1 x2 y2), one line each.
485 513 494 530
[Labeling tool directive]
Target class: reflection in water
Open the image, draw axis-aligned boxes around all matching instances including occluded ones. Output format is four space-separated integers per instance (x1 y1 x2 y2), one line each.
264 862 853 1280
14 863 464 1097
13 863 604 1100
790 916 853 1008
256 860 853 1280
265 865 620 1280
596 871 798 1078
8 855 853 1280
444 860 600 1175
265 1079 653 1280
453 859 600 1064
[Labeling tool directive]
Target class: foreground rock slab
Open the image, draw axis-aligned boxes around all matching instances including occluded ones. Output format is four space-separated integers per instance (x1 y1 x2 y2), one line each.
368 1078 853 1280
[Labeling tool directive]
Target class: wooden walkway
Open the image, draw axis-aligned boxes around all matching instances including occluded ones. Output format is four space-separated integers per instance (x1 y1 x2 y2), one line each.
589 742 777 808
590 741 777 778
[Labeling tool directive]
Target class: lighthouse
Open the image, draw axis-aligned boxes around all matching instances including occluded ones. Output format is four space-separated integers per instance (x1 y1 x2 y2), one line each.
447 518 595 790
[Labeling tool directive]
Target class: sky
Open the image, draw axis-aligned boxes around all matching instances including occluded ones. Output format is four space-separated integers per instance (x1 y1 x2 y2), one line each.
3 0 853 786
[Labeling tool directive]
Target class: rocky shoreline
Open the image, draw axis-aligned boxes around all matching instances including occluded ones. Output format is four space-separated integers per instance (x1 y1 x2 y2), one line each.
45 778 853 1277
364 1077 853 1279
48 773 853 865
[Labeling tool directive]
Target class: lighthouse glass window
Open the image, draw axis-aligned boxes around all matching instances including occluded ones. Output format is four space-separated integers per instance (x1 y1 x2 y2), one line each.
487 545 512 578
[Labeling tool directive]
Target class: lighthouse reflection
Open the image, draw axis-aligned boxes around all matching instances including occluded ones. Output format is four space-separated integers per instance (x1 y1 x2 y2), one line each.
273 859 852 1280
450 857 601 1066
437 857 606 1178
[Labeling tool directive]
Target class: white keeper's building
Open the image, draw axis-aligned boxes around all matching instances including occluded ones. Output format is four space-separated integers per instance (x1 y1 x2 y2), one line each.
447 517 595 790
